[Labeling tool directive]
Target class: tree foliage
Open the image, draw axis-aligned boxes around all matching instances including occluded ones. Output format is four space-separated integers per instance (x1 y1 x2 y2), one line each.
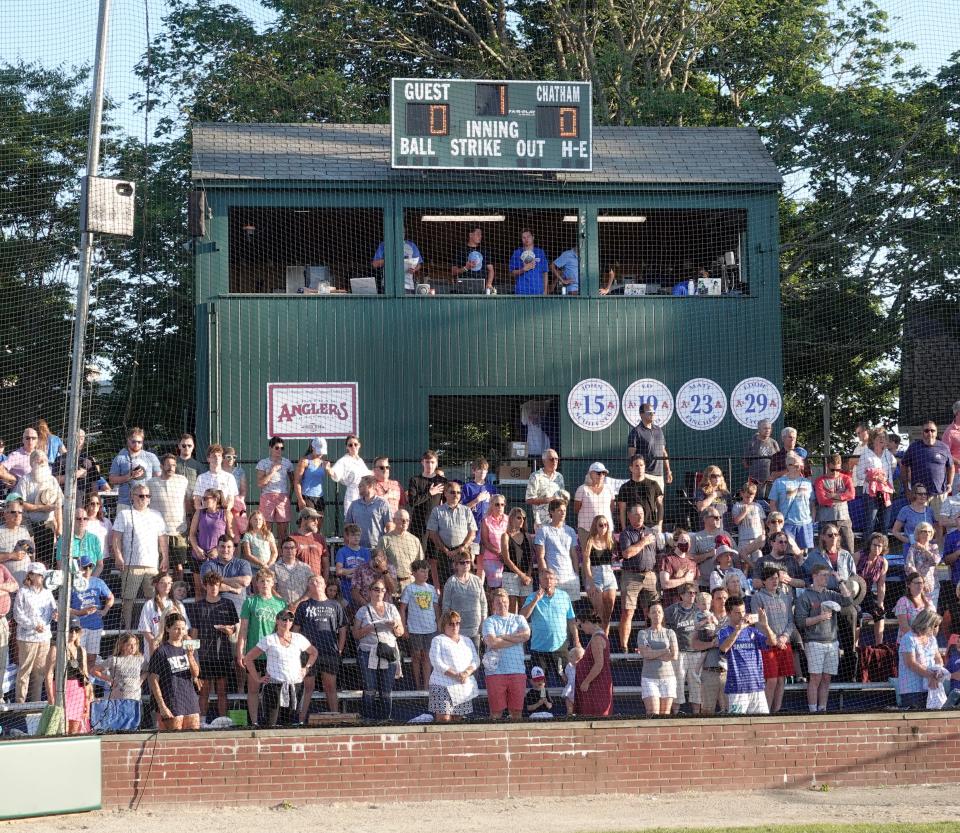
5 0 956 456
0 64 91 447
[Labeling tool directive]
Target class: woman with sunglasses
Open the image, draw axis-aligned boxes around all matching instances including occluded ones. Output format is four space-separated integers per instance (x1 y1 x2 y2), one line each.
429 610 480 722
82 495 111 556
352 580 404 720
574 462 616 552
243 609 317 727
856 532 890 646
895 571 936 643
804 523 858 680
694 465 731 522
500 508 533 613
326 435 370 519
442 555 487 651
188 488 229 600
581 514 617 631
478 494 509 591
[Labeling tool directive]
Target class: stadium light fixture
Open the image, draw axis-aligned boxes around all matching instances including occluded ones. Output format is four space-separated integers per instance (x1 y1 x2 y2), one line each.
563 214 647 222
420 214 506 222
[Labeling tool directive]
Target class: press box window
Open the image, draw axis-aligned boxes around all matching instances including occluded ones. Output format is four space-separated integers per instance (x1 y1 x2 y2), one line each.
599 208 747 296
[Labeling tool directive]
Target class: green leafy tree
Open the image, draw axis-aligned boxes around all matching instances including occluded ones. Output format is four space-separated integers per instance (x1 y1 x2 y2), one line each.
0 63 93 446
128 0 959 453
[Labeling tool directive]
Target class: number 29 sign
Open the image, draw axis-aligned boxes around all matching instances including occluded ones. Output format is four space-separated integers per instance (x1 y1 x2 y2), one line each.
676 378 727 431
731 377 782 429
568 378 620 432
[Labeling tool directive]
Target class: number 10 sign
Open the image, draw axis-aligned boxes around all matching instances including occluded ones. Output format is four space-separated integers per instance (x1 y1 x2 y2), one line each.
676 378 727 431
731 377 782 429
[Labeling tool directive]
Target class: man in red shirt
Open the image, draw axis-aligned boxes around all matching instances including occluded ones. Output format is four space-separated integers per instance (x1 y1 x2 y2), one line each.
290 508 328 579
813 453 856 555
371 457 403 515
658 529 699 608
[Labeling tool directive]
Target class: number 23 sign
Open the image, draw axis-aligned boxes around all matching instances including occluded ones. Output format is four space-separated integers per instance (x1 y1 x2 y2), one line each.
568 378 620 432
676 378 727 431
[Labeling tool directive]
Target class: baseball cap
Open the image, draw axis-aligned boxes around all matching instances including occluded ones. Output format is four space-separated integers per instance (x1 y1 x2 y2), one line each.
79 555 96 569
27 562 47 576
299 507 321 520
311 437 328 456
588 462 609 474
715 545 737 558
530 665 546 681
5 492 23 504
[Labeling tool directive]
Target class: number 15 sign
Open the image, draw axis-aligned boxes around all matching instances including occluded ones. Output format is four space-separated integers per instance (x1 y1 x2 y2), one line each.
568 378 620 431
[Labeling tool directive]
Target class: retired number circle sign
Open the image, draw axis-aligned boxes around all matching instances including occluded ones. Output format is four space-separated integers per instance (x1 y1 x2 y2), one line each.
676 378 727 430
568 378 620 432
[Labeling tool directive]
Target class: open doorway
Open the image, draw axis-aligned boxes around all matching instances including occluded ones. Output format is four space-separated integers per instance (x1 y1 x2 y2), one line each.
428 394 561 477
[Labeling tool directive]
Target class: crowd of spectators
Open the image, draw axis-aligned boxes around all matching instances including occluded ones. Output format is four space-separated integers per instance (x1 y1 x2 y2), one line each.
1 401 960 734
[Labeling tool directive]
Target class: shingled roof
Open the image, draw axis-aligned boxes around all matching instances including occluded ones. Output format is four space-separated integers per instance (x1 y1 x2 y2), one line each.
192 123 782 187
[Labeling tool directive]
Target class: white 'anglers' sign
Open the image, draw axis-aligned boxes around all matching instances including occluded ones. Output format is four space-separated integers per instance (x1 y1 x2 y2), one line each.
622 379 674 427
676 378 726 430
568 378 620 432
731 377 782 429
266 383 358 438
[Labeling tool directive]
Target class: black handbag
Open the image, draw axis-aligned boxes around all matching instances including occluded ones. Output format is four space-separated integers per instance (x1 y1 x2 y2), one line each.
368 605 400 663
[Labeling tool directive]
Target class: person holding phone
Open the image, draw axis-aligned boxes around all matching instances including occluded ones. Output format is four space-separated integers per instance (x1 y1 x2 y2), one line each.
109 427 161 507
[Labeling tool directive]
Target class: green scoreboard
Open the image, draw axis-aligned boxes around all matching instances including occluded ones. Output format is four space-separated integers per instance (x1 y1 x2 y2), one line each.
391 79 592 171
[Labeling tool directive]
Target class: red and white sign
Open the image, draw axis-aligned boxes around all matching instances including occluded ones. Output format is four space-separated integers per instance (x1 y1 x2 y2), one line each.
266 383 358 439
731 377 782 429
568 378 620 432
676 378 726 431
622 378 673 427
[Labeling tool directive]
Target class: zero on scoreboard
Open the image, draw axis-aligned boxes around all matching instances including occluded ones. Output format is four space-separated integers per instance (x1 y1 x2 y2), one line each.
391 78 592 171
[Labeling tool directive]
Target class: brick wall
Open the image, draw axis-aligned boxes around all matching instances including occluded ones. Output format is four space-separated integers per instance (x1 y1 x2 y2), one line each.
100 713 960 809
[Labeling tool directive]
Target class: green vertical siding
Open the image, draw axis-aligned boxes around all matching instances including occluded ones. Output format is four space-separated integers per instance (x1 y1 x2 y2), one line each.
206 293 782 479
195 181 783 496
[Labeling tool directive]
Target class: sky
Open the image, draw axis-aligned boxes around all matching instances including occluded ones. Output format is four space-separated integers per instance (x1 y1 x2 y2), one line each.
0 0 957 140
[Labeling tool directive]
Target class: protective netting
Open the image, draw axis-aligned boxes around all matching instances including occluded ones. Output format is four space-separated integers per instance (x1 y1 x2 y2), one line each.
1 0 959 734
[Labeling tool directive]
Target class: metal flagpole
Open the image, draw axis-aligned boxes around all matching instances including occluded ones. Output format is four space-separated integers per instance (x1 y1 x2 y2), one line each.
54 0 113 715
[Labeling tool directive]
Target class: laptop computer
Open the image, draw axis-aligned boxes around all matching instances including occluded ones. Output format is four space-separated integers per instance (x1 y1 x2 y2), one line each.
454 278 486 294
350 277 378 295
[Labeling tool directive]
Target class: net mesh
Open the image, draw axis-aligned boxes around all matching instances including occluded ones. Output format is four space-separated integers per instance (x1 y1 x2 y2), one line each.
1 0 958 732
